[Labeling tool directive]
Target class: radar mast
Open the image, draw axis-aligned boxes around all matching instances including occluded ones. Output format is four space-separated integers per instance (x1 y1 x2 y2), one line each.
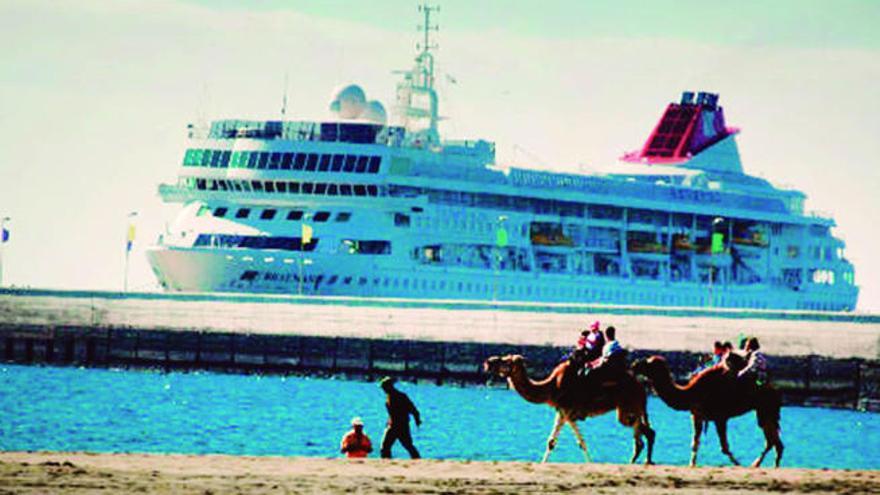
393 3 441 147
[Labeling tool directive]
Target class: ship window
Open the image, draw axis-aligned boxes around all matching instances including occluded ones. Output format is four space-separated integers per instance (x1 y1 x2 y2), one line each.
221 151 231 168
314 183 327 195
306 153 319 171
288 182 300 194
355 156 369 173
246 152 258 168
328 275 338 285
332 154 344 171
214 207 228 217
319 154 331 171
260 209 277 220
239 181 251 192
367 185 378 196
343 276 353 285
287 210 303 220
199 149 212 166
257 152 269 169
231 181 243 192
231 152 243 168
394 213 410 227
218 181 229 191
268 152 281 169
344 155 357 172
340 184 353 195
264 181 275 193
236 208 251 219
313 211 331 222
294 153 306 170
240 271 258 281
281 152 293 170
194 179 205 190
368 156 381 173
183 149 195 166
276 181 287 193
335 212 351 222
303 182 314 194
251 180 263 191
327 184 338 196
354 185 367 196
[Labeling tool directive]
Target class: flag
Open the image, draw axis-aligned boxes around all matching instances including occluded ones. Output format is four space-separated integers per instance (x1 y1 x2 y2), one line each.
495 226 508 247
301 223 313 246
1 227 8 243
711 232 724 254
126 224 136 252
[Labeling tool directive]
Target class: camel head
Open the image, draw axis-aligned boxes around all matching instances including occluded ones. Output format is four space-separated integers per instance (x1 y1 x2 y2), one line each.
483 354 526 378
630 355 668 382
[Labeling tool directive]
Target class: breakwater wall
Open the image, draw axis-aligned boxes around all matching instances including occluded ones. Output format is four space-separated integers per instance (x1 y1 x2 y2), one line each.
2 323 878 412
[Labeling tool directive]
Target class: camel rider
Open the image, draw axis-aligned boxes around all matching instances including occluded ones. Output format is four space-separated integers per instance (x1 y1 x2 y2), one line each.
581 321 605 363
340 417 373 458
584 326 627 385
738 337 768 386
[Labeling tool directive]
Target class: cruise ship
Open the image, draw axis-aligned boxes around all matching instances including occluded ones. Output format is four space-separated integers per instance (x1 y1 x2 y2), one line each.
147 9 858 312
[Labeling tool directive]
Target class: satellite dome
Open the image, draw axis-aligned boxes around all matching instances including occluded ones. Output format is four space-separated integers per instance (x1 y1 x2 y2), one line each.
330 84 367 119
362 100 387 125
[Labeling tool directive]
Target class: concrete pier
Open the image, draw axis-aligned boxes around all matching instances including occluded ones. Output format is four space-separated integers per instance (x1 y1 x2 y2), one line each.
2 288 879 411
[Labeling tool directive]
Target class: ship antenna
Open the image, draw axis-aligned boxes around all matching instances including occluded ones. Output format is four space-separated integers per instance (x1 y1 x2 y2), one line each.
417 3 440 89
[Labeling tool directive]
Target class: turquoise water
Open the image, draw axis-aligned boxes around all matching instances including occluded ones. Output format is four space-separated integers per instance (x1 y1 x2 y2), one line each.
1 364 878 469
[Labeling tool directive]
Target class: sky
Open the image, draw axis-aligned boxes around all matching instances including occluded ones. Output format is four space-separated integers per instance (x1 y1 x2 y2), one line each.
0 0 878 311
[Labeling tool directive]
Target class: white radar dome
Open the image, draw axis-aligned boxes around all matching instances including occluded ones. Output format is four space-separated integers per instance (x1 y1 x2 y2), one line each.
330 84 367 119
362 100 387 125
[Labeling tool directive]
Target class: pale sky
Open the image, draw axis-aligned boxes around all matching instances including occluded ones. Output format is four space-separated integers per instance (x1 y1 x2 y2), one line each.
1 0 878 312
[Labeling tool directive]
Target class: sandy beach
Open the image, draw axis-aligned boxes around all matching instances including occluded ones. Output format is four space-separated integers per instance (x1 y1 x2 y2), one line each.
1 452 878 494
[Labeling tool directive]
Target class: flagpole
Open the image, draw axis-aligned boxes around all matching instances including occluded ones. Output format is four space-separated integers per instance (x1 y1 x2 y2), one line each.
0 217 9 287
124 211 138 292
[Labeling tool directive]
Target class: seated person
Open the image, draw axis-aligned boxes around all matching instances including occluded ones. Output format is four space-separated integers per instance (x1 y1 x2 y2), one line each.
582 321 605 363
690 341 724 377
737 337 768 386
584 326 627 384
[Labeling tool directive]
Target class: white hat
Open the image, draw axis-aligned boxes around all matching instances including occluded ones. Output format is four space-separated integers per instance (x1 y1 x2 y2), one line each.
351 417 364 426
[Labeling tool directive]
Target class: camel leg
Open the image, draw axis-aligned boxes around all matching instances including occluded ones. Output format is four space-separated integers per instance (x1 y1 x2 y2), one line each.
542 412 565 463
752 422 784 468
714 419 740 466
689 415 704 467
634 420 656 465
566 419 592 463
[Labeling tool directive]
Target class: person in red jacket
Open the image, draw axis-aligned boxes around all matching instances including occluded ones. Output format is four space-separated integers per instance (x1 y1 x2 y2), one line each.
340 417 373 458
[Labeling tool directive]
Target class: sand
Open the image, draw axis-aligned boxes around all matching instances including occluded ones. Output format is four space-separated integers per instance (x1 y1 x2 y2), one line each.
1 452 878 494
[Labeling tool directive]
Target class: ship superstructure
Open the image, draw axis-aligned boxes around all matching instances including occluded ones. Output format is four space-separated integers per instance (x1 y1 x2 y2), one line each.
147 8 858 311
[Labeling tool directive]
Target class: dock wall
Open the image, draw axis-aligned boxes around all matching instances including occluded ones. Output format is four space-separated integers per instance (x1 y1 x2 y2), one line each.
2 289 879 411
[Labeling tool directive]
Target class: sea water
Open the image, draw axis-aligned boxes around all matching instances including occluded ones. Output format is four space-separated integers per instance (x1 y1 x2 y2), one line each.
0 364 877 469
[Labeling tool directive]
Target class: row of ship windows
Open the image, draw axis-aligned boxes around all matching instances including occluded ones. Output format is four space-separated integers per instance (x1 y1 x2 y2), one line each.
183 149 382 173
190 178 381 197
231 268 780 309
212 207 350 223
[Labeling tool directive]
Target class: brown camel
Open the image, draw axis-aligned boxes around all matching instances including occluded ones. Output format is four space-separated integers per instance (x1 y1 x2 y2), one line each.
631 355 783 468
483 354 655 464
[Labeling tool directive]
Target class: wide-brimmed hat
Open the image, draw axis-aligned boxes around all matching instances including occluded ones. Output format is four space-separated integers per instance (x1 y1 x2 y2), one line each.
351 417 364 426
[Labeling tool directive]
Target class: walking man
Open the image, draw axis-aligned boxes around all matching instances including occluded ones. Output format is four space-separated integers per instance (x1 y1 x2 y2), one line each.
379 376 421 459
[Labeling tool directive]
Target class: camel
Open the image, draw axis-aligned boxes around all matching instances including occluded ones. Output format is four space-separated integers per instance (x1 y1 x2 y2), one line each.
483 354 655 464
631 355 783 468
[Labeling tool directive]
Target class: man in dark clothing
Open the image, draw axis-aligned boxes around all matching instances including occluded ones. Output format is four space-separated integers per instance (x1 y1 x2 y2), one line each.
379 376 421 459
